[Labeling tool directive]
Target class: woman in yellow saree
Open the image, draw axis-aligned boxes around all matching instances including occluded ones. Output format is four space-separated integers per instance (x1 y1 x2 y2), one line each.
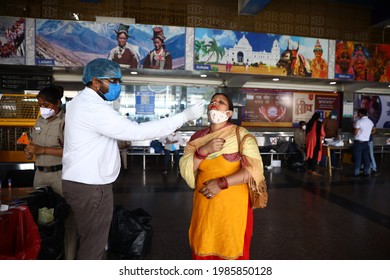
180 93 265 260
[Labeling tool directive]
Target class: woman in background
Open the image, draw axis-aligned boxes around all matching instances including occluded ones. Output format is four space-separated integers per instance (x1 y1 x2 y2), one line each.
305 111 325 176
180 93 265 260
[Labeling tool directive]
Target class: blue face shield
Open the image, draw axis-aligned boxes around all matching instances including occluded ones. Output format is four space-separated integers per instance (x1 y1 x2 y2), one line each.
101 81 121 101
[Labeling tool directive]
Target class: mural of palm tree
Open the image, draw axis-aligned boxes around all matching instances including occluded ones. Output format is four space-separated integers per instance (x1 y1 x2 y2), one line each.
204 38 225 64
194 40 207 62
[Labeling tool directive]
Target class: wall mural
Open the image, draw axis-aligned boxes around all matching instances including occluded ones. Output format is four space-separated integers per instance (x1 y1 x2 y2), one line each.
194 28 329 79
335 40 390 82
34 19 185 69
0 15 389 85
0 16 25 65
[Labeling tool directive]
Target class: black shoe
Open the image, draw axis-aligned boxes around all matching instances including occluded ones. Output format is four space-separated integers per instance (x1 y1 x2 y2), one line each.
371 171 379 177
362 173 370 177
348 174 360 178
161 169 167 174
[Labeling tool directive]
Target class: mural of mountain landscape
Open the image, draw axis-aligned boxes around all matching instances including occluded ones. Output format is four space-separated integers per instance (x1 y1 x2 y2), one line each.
35 20 186 68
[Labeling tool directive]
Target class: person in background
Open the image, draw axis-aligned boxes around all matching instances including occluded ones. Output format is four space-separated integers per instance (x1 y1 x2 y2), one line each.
294 120 307 163
305 112 325 176
367 126 378 176
118 140 131 170
180 93 265 260
159 130 184 174
359 97 378 176
320 110 339 168
143 26 172 69
62 58 204 260
24 85 77 260
352 108 374 177
107 24 139 68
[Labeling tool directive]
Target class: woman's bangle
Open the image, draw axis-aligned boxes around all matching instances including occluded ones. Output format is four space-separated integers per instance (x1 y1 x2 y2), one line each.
195 147 209 159
217 176 229 190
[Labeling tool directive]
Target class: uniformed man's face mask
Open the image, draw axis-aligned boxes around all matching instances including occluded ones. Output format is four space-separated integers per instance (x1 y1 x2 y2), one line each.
40 107 55 119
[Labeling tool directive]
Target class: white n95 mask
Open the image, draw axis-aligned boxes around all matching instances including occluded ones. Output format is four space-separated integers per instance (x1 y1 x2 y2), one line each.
40 107 55 119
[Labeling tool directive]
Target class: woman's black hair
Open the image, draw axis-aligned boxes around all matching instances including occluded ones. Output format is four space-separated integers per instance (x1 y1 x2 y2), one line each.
37 85 64 105
211 92 234 111
306 111 320 134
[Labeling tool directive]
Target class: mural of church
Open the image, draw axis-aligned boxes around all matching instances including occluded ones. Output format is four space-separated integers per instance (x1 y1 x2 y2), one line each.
198 34 281 66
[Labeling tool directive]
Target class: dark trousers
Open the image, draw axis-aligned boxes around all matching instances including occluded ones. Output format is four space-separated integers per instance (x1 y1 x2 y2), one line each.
353 140 370 175
63 180 113 260
163 149 181 169
307 147 320 172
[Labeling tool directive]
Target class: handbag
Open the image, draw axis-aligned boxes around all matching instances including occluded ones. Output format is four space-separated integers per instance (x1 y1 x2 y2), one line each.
236 126 268 209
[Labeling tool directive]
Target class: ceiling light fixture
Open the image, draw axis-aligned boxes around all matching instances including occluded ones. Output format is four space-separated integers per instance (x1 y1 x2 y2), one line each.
130 71 138 75
272 78 279 81
329 81 336 85
243 81 337 92
200 74 207 78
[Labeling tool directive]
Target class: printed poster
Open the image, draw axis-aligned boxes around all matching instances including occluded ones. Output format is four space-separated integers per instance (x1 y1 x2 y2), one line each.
354 94 390 128
135 91 155 115
241 89 293 127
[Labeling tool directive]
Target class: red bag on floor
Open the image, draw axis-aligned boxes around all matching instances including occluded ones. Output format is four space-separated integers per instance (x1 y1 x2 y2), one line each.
0 205 41 260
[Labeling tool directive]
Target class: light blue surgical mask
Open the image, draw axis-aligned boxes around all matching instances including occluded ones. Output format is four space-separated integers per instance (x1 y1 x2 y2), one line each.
100 80 121 101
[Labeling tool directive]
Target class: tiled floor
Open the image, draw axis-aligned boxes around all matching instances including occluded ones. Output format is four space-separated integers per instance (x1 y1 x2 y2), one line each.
110 153 390 260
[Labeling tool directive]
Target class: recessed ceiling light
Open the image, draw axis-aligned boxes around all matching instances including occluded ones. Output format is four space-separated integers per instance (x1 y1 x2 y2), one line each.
130 71 138 75
329 81 336 85
200 74 207 78
272 78 279 81
72 13 79 21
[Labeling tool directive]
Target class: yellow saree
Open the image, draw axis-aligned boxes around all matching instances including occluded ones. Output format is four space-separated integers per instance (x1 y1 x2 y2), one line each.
180 124 264 259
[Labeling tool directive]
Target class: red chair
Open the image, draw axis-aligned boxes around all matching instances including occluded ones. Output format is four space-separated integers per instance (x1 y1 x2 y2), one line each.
0 205 41 259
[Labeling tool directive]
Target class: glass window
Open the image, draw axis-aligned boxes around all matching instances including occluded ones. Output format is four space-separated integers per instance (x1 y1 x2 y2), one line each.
115 84 217 127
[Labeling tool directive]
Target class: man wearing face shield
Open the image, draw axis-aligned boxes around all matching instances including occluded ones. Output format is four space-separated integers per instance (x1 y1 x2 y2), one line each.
62 58 205 260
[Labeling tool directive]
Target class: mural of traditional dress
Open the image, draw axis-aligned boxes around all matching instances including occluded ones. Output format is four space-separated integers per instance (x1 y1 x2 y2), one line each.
335 40 390 82
35 19 185 69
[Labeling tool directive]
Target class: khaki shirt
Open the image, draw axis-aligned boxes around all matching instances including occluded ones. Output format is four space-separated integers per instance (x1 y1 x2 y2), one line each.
32 109 65 167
